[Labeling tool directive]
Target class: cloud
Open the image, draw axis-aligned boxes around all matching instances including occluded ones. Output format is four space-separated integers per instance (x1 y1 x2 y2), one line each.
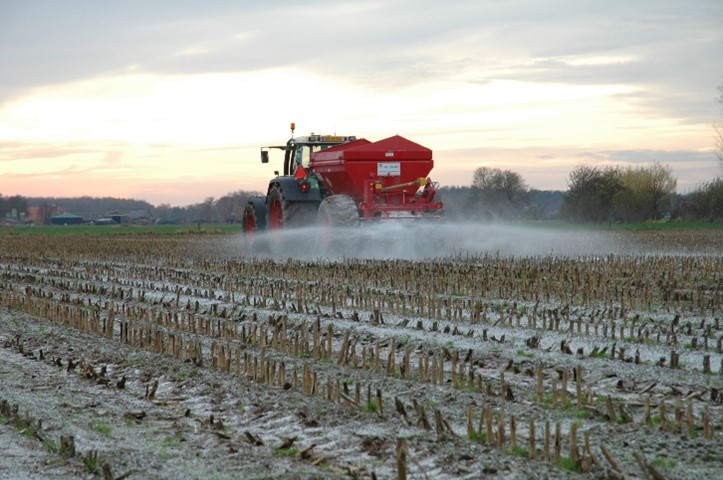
3 1 720 90
0 142 94 162
1 1 721 204
103 151 123 167
575 148 716 166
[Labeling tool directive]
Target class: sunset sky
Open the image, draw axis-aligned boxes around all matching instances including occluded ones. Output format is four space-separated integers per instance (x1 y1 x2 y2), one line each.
1 0 721 206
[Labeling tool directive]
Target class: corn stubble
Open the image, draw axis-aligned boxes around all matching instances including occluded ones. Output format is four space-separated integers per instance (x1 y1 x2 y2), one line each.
0 232 721 479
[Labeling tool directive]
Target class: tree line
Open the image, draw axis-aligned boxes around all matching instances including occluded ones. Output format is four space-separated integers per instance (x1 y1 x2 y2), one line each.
449 163 721 223
3 165 721 225
2 166 721 225
0 191 260 225
152 191 259 224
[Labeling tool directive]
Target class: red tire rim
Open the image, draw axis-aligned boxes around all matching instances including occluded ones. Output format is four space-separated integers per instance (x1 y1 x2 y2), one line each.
269 199 283 244
244 212 255 245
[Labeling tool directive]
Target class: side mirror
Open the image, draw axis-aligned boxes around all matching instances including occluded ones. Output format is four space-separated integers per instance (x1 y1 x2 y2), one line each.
260 150 269 164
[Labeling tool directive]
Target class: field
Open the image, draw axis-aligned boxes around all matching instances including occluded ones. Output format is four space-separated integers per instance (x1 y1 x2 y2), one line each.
0 223 721 479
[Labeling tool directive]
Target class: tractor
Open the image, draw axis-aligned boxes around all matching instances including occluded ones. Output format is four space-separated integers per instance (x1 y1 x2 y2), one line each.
242 123 443 251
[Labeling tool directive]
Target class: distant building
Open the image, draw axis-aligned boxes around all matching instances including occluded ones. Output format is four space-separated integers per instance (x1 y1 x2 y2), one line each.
50 213 83 225
26 205 65 225
110 213 129 225
109 209 154 225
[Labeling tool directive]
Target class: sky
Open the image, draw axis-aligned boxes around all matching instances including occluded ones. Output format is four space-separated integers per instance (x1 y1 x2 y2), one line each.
0 0 721 206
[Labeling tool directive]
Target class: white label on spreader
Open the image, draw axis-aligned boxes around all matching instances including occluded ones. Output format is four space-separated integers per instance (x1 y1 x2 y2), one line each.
377 162 400 176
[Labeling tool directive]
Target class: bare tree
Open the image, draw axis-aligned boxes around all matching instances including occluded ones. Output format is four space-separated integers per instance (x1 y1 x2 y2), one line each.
472 167 527 201
470 167 529 220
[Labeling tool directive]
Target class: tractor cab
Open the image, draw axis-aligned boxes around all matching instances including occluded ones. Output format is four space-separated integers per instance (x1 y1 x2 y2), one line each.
260 123 357 177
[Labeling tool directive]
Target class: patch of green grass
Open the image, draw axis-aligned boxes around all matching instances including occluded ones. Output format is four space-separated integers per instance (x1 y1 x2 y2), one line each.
519 220 723 232
92 421 113 437
83 452 100 474
533 394 555 409
509 445 528 457
559 399 574 411
647 415 662 427
43 438 59 453
157 449 174 460
574 409 591 419
559 456 581 472
515 349 534 358
652 457 677 469
590 350 609 359
364 401 378 414
469 430 487 443
175 368 190 382
14 420 40 438
1 223 243 237
276 447 299 457
453 377 465 390
603 221 723 231
161 435 181 448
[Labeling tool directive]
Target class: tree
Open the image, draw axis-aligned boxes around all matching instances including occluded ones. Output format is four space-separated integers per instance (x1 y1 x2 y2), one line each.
472 167 528 201
614 163 677 221
153 203 173 223
563 163 677 223
561 165 622 223
681 178 723 220
214 190 253 223
470 167 528 219
0 195 28 220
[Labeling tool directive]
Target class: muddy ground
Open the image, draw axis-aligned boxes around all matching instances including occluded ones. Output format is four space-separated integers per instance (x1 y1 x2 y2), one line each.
0 224 721 480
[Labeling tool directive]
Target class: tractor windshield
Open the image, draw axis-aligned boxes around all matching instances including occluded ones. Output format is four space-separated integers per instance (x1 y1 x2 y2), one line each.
294 144 335 168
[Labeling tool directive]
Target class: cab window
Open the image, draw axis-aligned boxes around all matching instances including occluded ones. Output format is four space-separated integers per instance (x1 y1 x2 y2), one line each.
295 146 312 168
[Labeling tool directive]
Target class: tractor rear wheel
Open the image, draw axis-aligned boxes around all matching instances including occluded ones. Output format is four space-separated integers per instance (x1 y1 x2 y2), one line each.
242 198 267 252
317 195 359 255
266 183 319 248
